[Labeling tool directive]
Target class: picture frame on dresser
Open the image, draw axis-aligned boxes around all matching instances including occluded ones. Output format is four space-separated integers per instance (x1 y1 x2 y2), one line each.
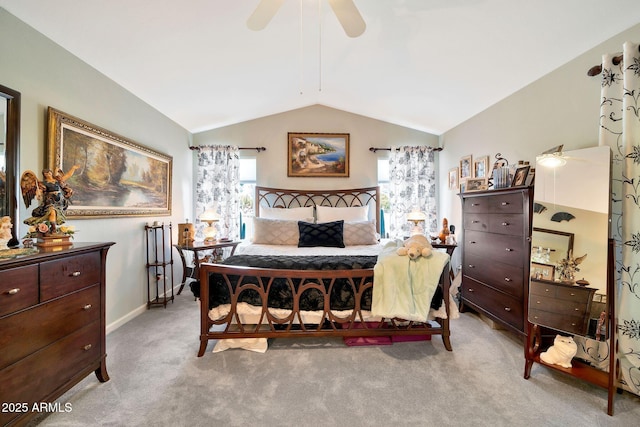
531 262 554 281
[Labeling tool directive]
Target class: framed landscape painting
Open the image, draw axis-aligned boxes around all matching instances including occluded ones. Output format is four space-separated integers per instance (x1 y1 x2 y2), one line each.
288 132 349 177
47 107 172 218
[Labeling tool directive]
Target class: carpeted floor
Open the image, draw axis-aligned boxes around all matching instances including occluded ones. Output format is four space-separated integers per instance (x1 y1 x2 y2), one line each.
29 293 640 427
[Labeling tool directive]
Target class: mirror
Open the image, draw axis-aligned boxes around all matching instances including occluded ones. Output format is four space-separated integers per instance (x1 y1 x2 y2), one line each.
0 84 20 246
528 146 611 339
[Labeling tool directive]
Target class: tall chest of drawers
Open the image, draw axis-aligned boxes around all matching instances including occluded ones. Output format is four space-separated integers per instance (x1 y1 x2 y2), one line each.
460 187 533 335
0 242 114 427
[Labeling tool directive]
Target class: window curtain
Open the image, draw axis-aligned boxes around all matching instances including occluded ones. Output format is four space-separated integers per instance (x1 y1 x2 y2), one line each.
597 41 640 396
387 146 437 239
195 145 240 240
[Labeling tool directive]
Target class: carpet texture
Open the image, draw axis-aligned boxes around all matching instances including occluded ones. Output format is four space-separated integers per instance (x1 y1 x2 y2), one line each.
28 294 640 426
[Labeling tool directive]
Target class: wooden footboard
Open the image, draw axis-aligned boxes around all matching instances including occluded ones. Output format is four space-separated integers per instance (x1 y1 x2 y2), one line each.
197 262 452 356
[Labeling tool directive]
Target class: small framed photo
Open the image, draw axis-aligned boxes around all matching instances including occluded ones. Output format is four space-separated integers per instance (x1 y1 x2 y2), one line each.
531 262 555 281
473 155 489 178
511 165 530 187
459 155 472 181
448 167 459 190
465 177 488 192
459 180 467 193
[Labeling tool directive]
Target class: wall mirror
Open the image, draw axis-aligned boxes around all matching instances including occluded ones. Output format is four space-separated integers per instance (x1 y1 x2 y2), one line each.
528 145 611 338
0 84 20 245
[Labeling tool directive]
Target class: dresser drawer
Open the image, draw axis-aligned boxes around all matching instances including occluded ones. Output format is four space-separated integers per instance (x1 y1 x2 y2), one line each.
40 251 101 300
464 213 489 232
529 294 589 317
488 214 524 236
529 308 588 335
462 278 523 330
0 320 101 425
487 192 524 214
464 230 525 267
530 280 595 303
0 285 100 370
463 197 490 214
464 254 524 299
0 265 39 317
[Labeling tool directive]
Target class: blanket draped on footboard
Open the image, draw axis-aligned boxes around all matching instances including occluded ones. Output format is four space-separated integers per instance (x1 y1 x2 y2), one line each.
196 254 451 356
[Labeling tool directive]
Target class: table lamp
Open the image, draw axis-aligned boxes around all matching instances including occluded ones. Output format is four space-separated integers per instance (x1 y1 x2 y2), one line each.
199 209 219 243
406 210 426 236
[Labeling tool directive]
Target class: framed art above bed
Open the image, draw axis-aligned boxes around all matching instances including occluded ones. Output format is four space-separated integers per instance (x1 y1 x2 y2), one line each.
287 132 349 178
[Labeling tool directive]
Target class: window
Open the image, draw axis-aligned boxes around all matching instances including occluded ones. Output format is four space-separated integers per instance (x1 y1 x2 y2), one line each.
239 158 256 240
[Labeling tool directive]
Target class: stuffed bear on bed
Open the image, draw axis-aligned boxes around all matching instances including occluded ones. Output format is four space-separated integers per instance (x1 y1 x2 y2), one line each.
396 234 433 260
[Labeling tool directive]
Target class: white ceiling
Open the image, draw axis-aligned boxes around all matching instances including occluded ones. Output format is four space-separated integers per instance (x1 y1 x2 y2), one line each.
2 0 640 135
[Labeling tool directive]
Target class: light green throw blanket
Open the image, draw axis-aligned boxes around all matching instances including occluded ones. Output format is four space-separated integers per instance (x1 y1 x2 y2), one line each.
372 240 450 322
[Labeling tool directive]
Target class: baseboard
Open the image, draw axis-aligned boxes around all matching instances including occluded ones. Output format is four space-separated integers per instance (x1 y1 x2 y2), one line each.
106 285 182 335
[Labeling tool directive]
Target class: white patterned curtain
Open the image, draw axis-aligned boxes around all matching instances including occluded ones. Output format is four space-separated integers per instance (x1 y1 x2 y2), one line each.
598 41 640 396
195 145 241 240
387 146 437 239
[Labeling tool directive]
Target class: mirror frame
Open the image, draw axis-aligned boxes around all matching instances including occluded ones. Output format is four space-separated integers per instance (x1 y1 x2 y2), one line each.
1 84 20 245
531 227 574 268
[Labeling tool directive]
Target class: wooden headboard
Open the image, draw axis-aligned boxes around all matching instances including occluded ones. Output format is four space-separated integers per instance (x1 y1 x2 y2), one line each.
255 186 381 233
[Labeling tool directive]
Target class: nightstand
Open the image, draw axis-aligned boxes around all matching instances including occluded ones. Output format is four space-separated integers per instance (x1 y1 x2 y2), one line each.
174 240 241 295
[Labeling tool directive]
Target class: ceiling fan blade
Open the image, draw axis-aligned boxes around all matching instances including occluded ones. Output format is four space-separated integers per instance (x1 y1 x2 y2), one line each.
328 0 366 37
247 0 285 31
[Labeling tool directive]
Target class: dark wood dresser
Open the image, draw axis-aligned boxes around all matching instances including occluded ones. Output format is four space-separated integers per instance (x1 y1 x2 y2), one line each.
460 187 533 335
529 279 597 335
0 242 114 427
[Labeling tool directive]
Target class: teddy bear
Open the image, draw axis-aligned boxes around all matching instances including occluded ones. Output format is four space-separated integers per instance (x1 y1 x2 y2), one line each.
396 234 433 260
540 335 577 368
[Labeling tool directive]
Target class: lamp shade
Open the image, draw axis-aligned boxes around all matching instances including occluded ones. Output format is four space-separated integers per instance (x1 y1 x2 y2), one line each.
406 210 426 222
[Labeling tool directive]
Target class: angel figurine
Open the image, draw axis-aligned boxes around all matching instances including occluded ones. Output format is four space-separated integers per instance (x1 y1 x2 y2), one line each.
21 166 80 234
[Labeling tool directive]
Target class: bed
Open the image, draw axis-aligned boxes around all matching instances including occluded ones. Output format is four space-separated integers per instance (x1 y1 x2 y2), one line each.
195 186 454 356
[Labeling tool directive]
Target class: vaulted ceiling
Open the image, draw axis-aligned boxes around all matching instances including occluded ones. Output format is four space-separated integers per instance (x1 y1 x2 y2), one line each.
2 0 640 135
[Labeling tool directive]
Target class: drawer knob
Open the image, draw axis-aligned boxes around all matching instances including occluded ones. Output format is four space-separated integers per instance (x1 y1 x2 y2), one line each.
468 288 474 292
83 344 92 351
571 323 577 326
83 304 92 310
504 277 512 282
471 203 479 207
536 300 541 304
505 248 513 252
472 220 479 224
502 222 509 226
7 288 20 295
574 308 580 311
570 293 576 296
72 271 81 277
501 202 509 206
468 264 475 268
545 288 550 292
469 241 476 244
504 307 512 312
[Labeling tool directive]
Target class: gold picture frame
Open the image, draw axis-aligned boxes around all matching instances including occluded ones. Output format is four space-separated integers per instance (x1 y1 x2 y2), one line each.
459 155 472 181
287 132 349 177
465 177 488 192
448 167 459 190
47 107 172 218
473 155 489 178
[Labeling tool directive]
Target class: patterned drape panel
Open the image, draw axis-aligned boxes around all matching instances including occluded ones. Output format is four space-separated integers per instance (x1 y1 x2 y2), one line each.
388 146 437 239
598 41 640 395
195 145 240 240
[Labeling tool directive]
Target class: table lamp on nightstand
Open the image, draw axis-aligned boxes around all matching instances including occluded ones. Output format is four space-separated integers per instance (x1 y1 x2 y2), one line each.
199 209 219 244
406 210 426 236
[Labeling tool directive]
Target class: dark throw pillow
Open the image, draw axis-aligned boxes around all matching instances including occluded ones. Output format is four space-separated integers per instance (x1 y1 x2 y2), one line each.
298 220 345 248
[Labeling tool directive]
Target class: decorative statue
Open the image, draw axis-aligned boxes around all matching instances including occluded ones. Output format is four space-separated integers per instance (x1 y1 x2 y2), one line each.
20 166 80 234
0 215 12 249
556 250 587 283
438 218 450 243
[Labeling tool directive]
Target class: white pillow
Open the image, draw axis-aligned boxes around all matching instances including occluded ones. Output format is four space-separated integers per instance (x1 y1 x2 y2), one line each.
344 221 379 246
316 205 368 223
252 217 301 245
260 205 314 220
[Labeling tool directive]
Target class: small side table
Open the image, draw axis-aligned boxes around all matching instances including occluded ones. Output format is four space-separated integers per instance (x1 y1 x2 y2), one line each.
174 240 241 295
432 243 457 282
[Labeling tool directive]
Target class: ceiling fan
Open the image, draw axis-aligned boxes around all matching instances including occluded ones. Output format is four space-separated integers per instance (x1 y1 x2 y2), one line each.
247 0 366 38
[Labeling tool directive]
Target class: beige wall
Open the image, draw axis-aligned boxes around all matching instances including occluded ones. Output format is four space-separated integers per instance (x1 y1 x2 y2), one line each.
0 9 193 330
193 104 439 189
438 22 640 270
